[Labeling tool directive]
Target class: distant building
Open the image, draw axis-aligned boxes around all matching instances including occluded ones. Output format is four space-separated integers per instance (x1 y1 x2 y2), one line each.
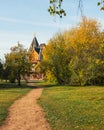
27 36 45 80
28 36 45 63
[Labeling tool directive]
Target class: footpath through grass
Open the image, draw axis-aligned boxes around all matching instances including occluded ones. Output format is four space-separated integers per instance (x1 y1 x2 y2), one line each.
39 85 104 130
0 83 32 125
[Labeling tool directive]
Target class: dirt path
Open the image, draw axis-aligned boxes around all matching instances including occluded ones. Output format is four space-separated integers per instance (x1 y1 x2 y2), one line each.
0 88 51 130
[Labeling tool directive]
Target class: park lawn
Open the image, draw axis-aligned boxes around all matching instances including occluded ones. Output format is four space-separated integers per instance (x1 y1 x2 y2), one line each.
39 86 104 130
0 86 31 125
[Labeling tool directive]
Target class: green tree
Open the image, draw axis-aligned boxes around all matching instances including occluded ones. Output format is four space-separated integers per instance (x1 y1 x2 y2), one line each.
3 66 11 82
94 36 104 85
4 43 31 86
41 33 72 84
0 59 3 81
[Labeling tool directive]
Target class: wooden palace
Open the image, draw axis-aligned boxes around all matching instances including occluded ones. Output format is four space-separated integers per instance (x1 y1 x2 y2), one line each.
27 36 45 80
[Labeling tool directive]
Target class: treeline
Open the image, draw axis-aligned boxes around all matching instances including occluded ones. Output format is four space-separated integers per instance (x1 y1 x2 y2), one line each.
40 17 104 86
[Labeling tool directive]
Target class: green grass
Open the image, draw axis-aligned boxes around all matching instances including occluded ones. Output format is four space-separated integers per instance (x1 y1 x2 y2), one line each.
39 86 104 130
0 84 32 125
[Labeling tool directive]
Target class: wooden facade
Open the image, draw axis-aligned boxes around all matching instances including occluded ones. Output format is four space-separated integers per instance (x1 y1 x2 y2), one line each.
27 36 45 80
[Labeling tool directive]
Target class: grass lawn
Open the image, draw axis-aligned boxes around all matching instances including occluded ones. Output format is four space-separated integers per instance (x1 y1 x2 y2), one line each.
39 85 104 130
0 83 32 125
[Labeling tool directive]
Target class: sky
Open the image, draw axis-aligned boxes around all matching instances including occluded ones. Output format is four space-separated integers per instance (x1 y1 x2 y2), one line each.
0 0 104 60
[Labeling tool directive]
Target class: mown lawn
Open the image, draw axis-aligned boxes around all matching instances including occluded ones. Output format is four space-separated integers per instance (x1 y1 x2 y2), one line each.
39 86 104 130
0 85 31 125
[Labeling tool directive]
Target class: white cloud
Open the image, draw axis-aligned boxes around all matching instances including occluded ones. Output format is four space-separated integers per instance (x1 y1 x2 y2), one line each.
0 16 74 29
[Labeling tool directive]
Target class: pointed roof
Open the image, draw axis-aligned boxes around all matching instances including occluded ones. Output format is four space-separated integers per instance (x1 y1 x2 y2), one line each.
28 36 45 62
29 36 40 52
38 49 43 61
32 36 39 48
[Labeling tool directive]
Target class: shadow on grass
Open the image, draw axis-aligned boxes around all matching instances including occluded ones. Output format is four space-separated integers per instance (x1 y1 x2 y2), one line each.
0 82 37 90
1 80 102 90
26 80 58 88
0 80 59 90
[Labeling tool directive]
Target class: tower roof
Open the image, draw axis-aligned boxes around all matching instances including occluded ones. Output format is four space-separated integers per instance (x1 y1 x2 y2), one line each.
28 36 45 62
29 36 39 52
32 36 39 48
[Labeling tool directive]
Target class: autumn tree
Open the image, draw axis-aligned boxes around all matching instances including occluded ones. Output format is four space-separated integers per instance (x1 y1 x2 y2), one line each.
4 43 31 86
64 17 104 85
41 17 104 86
41 33 72 84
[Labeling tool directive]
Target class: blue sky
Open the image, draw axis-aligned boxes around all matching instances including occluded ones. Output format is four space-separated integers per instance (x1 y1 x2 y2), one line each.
0 0 104 60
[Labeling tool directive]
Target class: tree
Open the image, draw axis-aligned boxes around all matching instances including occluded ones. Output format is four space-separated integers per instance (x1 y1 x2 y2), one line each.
4 43 31 86
48 0 66 18
98 0 104 10
65 17 104 85
48 0 104 18
94 35 104 85
40 33 72 84
0 59 3 81
41 17 104 86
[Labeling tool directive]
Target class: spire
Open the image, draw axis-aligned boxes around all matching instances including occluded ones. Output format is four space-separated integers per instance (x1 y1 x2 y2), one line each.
34 32 36 37
33 37 39 48
29 35 39 52
32 32 39 48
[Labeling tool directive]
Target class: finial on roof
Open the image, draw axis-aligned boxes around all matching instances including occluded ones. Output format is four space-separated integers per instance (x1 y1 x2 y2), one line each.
34 32 36 37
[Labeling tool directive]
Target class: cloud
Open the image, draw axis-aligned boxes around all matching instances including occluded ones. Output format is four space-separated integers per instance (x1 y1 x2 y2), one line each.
0 16 73 29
